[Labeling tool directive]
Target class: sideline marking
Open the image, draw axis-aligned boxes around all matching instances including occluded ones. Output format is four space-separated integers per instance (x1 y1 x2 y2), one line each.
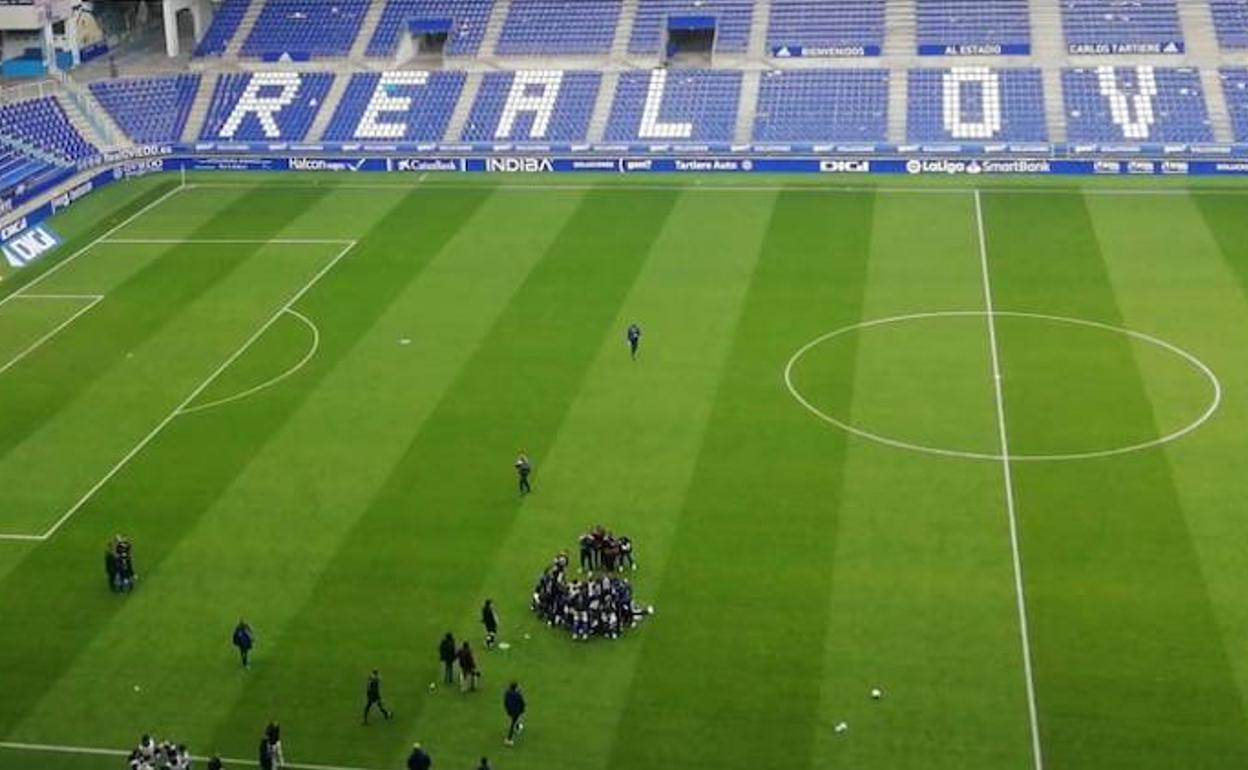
180 307 320 416
0 740 377 770
102 238 355 245
783 311 1221 462
33 240 356 541
0 294 102 378
976 189 1044 770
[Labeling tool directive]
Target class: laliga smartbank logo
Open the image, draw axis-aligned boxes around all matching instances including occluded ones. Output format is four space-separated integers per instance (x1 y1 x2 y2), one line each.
906 159 1052 175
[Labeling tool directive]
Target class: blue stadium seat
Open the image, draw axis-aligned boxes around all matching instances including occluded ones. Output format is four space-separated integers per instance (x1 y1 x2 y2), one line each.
1063 66 1212 142
628 1 754 55
752 69 889 143
90 75 201 144
199 72 334 141
767 0 884 57
461 70 600 142
194 0 250 57
323 71 466 141
916 0 1031 55
240 0 369 59
0 97 97 161
1062 0 1184 54
366 0 495 57
908 67 1047 142
605 69 741 143
1212 1 1248 50
1220 68 1248 141
495 1 621 55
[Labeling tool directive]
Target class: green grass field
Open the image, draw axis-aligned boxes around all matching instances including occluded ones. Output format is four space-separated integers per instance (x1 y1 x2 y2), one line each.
2 172 1248 770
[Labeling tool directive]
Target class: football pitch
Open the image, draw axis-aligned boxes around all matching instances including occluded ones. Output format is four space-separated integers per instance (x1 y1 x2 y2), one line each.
3 172 1248 770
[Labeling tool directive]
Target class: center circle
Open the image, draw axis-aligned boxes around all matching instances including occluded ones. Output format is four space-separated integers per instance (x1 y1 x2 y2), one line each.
784 311 1221 462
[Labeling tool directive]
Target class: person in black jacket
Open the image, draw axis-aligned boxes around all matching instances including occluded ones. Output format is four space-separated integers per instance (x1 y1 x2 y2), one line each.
105 543 119 592
362 670 392 724
406 742 432 770
438 632 456 685
515 452 532 495
206 755 223 770
503 681 526 746
481 600 498 649
458 642 479 692
233 619 254 668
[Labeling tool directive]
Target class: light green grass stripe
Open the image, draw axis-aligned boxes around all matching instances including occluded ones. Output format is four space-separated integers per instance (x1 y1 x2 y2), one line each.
984 192 1248 769
1095 192 1248 748
606 191 877 770
809 192 1032 770
1 186 496 750
195 188 679 768
403 189 778 769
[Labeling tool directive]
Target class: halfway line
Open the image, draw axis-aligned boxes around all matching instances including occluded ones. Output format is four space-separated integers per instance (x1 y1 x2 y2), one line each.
974 189 1044 770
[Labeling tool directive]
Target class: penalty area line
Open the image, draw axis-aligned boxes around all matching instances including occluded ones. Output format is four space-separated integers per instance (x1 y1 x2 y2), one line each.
974 189 1044 770
34 240 356 541
0 740 379 770
0 295 103 379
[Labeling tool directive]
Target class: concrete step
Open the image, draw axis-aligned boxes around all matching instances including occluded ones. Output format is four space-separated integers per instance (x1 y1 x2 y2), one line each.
1042 67 1066 142
350 0 388 60
587 71 620 142
611 0 638 60
746 0 772 60
225 0 265 58
309 72 351 141
182 71 219 142
884 0 917 57
887 68 907 143
57 85 127 150
479 0 511 58
444 71 483 142
734 69 761 144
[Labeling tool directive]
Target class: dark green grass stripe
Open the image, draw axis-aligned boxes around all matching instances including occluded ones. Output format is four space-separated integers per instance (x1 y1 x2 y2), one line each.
205 188 679 762
0 187 490 740
0 187 329 467
983 192 1248 769
1191 194 1248 290
0 179 179 303
606 191 876 770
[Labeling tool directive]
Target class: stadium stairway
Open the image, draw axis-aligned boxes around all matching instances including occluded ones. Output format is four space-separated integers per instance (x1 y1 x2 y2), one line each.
225 0 263 59
587 71 621 142
59 80 125 149
887 68 907 143
349 0 389 60
1179 1 1235 142
610 0 639 61
181 71 218 143
734 71 761 144
478 0 513 59
309 71 352 141
746 0 772 60
444 71 484 141
1031 0 1069 142
884 0 917 57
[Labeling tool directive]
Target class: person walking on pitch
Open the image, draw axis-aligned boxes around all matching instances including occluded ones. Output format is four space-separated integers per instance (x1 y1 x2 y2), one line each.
503 681 526 746
233 619 254 668
362 670 392 724
627 323 642 360
406 742 432 770
482 599 499 649
438 632 457 685
515 452 532 495
458 642 480 692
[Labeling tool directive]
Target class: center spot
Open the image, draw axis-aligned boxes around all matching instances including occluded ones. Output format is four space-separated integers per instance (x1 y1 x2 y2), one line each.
785 313 1219 461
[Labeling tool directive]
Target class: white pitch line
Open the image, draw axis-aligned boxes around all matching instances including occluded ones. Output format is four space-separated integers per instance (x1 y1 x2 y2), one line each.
37 240 356 541
0 183 185 313
974 189 1044 770
102 238 355 245
0 740 379 770
0 295 102 378
0 531 44 542
180 307 320 416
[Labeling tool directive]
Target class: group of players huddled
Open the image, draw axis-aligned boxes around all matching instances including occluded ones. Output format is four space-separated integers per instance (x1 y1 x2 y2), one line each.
532 528 653 640
126 735 194 770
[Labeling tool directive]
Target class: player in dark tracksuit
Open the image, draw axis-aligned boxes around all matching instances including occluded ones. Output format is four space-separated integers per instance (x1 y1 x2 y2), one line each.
406 743 432 770
232 619 254 668
515 452 532 495
627 323 642 360
482 600 499 649
503 682 526 746
438 632 457 684
362 670 392 724
105 545 119 592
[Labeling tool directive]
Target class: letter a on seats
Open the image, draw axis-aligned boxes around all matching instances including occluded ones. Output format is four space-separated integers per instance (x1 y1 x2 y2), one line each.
496 71 562 139
220 71 303 139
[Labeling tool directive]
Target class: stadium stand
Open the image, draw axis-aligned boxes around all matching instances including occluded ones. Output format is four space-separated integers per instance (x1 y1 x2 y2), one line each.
365 0 495 57
908 67 1047 141
1221 68 1248 141
752 69 889 143
193 0 250 57
605 69 741 143
767 0 885 57
1062 66 1212 142
323 71 466 140
0 97 97 161
240 0 370 59
915 0 1032 55
495 0 622 55
628 1 754 55
200 72 334 141
0 145 56 195
89 75 202 144
1211 1 1248 50
1061 0 1185 54
461 70 600 141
